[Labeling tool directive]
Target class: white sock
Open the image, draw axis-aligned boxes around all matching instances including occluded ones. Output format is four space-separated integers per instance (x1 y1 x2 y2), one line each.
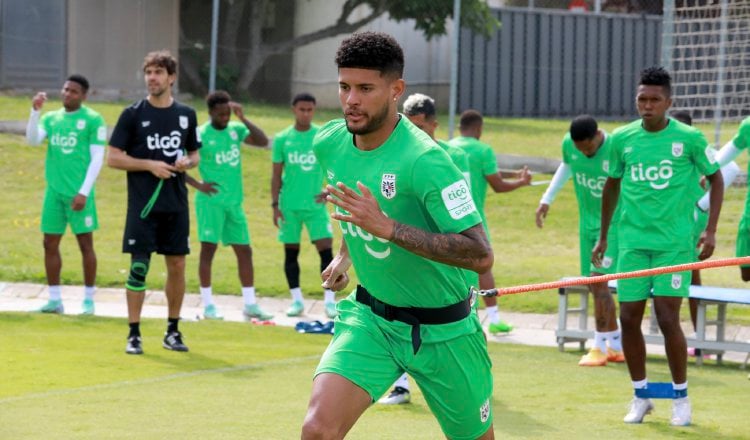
603 329 623 351
324 289 335 304
672 382 687 390
200 286 214 307
485 305 500 324
290 287 304 302
242 286 256 306
84 286 95 300
394 373 409 390
593 331 607 353
49 285 61 301
632 378 648 390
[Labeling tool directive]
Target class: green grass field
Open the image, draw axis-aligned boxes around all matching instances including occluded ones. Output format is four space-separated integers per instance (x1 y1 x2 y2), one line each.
1 313 749 439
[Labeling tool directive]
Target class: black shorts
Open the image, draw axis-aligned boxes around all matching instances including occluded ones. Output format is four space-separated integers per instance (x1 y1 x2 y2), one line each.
123 209 190 255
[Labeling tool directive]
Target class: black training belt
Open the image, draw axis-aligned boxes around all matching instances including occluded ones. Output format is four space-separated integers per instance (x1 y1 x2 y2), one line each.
355 284 473 354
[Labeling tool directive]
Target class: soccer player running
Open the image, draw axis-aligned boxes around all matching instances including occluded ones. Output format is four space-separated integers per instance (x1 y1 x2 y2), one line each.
107 51 201 355
594 67 723 426
186 90 272 321
536 115 625 367
271 93 337 318
25 75 107 315
449 110 531 334
378 92 472 405
301 32 495 439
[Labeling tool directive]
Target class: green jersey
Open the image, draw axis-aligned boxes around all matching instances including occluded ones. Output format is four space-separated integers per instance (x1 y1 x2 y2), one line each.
448 136 498 217
731 117 750 217
272 124 323 211
314 117 482 309
196 121 249 206
40 105 106 197
437 139 471 183
609 119 719 251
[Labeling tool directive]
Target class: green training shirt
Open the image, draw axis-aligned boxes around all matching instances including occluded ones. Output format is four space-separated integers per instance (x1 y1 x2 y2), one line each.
196 121 249 206
448 136 498 218
272 124 323 211
731 117 750 217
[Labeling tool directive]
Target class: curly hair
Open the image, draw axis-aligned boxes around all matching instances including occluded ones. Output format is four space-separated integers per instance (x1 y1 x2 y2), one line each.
639 66 671 96
569 115 598 142
67 74 90 93
335 31 404 78
206 90 231 110
143 50 177 75
402 93 436 119
292 92 316 106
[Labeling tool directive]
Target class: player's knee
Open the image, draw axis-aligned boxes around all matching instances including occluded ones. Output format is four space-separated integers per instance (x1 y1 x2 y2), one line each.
301 413 339 440
126 254 151 291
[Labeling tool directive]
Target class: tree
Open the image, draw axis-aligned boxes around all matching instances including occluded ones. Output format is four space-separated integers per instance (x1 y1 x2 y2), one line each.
180 0 498 97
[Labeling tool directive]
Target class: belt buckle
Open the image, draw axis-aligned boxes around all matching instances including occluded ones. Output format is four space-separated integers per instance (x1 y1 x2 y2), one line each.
469 286 478 308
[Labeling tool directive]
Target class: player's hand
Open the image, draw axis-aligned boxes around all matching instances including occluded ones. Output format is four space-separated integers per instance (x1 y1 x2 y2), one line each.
174 156 192 172
195 181 218 195
32 92 47 111
149 160 177 179
314 190 329 204
71 194 86 211
326 181 395 240
272 206 284 228
696 230 716 260
321 253 352 291
229 101 244 119
518 166 532 186
535 203 549 229
591 239 608 268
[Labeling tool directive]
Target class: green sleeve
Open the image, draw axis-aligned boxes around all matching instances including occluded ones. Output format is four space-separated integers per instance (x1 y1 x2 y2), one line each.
608 134 624 178
92 114 107 145
561 135 571 164
732 117 750 150
237 122 250 143
272 132 285 163
691 130 720 176
481 144 498 176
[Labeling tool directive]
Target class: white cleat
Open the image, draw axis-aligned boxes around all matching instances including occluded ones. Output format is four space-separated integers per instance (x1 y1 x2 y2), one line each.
624 397 654 424
671 397 692 426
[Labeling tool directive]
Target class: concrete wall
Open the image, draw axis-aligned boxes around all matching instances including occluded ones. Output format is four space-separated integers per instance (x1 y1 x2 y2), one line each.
67 0 179 100
291 0 453 109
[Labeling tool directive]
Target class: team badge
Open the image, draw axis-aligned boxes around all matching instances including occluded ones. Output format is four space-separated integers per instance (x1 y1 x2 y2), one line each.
706 146 717 164
142 121 151 127
327 169 335 181
85 216 93 228
602 256 612 269
76 120 86 130
230 131 238 140
97 126 107 142
602 160 609 173
672 142 684 157
624 146 633 154
671 274 682 289
179 115 188 129
381 173 396 199
479 399 490 423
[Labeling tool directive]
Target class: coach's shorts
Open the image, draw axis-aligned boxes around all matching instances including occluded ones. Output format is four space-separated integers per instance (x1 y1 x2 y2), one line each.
737 216 750 268
692 207 709 260
580 228 618 276
195 199 250 246
278 207 332 244
315 295 493 439
41 188 98 235
616 249 692 302
123 208 190 255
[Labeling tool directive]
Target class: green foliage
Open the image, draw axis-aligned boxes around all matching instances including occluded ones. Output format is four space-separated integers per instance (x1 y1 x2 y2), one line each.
383 0 500 39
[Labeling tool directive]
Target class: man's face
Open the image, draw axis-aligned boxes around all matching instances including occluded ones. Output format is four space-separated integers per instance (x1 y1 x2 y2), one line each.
209 102 231 130
144 65 175 98
338 67 402 135
406 113 437 139
293 100 315 127
636 85 672 125
61 81 85 110
573 134 599 157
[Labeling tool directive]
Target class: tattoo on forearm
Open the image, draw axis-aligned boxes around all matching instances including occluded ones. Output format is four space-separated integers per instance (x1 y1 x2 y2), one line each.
389 222 491 271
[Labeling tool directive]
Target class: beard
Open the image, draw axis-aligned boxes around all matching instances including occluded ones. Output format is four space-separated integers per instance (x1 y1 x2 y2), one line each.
345 100 390 135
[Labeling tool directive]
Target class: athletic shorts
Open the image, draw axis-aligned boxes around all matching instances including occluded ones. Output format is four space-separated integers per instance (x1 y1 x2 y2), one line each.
122 208 190 255
40 188 98 235
692 207 709 260
277 207 333 244
616 249 692 302
580 228 618 276
315 295 494 439
195 198 250 245
736 216 750 268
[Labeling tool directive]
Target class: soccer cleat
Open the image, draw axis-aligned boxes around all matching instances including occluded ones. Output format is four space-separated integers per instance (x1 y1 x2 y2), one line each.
163 331 189 352
488 320 513 334
80 298 95 315
37 300 64 314
126 336 143 355
203 304 224 320
378 386 411 405
324 302 338 319
578 348 608 367
244 303 273 321
624 397 654 423
671 397 692 426
286 300 305 317
607 347 626 363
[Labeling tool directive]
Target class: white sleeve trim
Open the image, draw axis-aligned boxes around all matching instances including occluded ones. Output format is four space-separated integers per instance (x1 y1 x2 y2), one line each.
25 108 46 145
697 161 740 211
540 162 572 205
78 144 105 196
714 140 742 167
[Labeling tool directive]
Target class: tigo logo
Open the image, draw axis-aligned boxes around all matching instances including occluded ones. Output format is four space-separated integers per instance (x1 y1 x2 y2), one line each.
147 130 183 156
630 160 673 190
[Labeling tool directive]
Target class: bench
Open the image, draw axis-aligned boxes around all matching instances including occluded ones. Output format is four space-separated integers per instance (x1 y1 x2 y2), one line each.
556 281 750 367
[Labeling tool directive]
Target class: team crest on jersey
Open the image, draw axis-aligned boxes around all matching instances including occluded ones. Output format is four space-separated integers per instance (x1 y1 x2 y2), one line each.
327 169 335 181
179 115 188 129
381 173 396 199
672 142 684 157
602 160 609 173
76 120 86 130
230 131 238 141
142 121 151 127
671 274 682 289
479 399 490 423
705 146 717 164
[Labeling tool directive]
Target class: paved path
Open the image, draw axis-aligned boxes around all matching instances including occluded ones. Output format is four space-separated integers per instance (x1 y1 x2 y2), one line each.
2 281 748 365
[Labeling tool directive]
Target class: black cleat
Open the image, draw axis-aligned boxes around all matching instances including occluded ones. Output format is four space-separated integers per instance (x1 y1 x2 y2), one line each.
163 331 189 352
126 336 144 355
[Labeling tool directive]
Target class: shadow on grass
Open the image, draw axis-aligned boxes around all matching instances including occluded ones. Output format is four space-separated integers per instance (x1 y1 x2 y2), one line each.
493 396 554 438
